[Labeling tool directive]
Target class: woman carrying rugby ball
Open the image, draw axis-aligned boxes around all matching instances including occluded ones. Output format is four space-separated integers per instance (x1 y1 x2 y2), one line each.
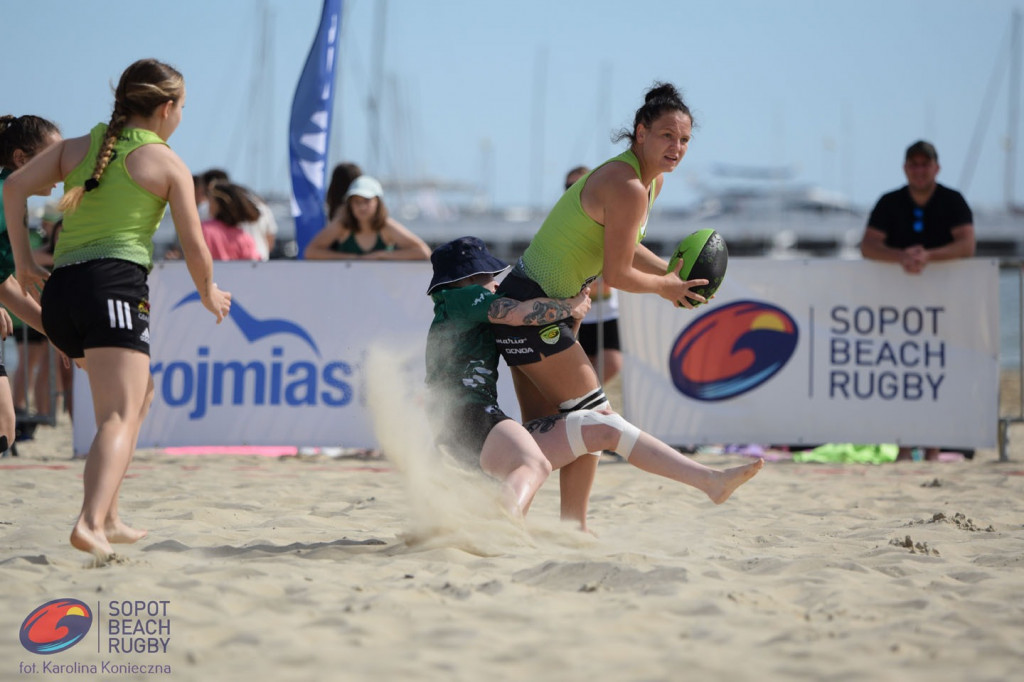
493 82 760 531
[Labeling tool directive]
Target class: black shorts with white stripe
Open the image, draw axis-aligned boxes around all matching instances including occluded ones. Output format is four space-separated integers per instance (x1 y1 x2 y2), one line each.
41 258 151 359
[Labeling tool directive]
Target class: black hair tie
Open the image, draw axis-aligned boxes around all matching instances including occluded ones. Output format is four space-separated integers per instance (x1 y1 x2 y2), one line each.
84 178 100 192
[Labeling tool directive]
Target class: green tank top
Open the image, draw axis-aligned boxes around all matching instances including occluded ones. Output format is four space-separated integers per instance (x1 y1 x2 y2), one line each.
330 231 391 255
0 169 14 280
521 149 654 298
0 168 11 236
56 123 169 270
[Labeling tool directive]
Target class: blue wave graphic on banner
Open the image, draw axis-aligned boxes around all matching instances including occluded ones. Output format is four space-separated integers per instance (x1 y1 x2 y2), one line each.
289 0 343 259
173 293 321 357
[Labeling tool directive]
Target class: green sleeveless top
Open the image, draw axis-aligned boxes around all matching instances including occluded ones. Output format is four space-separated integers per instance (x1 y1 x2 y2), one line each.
0 168 11 235
521 149 655 298
331 231 391 255
56 123 169 270
0 168 15 280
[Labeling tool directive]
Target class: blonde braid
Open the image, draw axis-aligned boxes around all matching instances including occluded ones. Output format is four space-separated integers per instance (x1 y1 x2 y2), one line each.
58 109 129 213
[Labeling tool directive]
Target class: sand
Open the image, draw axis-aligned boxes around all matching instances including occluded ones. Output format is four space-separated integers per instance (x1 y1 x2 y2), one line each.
2 369 1023 682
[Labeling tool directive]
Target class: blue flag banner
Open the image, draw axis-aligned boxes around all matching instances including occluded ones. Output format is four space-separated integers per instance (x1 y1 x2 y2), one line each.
289 0 343 258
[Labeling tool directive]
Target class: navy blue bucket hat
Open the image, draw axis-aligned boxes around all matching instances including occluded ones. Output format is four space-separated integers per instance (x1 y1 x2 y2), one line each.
427 236 508 294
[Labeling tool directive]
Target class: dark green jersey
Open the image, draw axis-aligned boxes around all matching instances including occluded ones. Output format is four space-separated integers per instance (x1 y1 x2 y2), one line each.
425 285 503 408
0 169 44 282
0 168 13 280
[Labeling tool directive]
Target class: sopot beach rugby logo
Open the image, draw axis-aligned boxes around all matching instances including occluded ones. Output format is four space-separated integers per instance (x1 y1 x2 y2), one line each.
18 598 173 677
19 599 93 654
669 300 799 400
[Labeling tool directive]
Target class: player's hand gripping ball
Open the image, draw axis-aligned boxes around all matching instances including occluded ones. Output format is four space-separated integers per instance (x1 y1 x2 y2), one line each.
667 229 728 307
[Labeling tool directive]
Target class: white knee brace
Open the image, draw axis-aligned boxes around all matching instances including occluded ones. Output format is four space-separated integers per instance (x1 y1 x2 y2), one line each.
558 389 609 458
564 410 642 460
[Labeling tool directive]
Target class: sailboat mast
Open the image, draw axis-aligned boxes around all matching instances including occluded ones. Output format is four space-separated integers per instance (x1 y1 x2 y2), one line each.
1006 9 1021 210
595 62 612 163
530 46 548 212
368 0 388 175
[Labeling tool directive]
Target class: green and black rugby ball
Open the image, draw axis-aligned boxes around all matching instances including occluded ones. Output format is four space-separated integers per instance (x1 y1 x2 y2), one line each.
667 228 728 307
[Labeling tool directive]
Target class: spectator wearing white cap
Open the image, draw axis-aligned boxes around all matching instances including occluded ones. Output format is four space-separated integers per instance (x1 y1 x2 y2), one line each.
302 175 430 260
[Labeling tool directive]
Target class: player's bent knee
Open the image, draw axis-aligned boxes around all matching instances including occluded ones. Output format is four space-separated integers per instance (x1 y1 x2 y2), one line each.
564 410 641 460
559 389 612 457
516 445 553 474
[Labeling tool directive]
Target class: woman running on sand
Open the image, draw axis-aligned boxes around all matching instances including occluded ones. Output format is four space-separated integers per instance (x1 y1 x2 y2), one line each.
3 59 232 560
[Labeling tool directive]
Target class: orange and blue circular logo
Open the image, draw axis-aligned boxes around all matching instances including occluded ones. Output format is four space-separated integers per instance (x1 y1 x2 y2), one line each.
670 300 798 401
20 599 93 654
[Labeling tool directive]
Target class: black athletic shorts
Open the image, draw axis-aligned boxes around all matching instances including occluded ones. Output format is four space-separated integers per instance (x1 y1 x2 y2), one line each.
577 318 621 356
41 259 151 359
492 267 578 367
430 400 511 468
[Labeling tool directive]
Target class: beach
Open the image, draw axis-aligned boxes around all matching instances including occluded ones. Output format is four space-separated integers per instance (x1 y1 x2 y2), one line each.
2 376 1024 682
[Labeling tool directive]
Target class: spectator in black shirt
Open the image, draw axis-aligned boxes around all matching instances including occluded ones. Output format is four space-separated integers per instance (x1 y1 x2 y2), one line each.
861 140 976 462
861 140 974 274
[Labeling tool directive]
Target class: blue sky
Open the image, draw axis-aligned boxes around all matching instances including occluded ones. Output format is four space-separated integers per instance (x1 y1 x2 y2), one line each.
6 0 1024 213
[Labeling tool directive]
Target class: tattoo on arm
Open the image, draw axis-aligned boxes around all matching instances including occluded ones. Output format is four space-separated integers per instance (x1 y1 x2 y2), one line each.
488 298 519 320
525 414 566 435
522 299 572 325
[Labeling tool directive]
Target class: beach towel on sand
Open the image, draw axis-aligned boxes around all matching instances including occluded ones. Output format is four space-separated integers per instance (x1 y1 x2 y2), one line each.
793 443 898 464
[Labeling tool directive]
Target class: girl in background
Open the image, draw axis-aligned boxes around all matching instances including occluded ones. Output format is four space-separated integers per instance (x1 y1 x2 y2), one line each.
324 161 363 222
201 181 262 261
303 175 430 260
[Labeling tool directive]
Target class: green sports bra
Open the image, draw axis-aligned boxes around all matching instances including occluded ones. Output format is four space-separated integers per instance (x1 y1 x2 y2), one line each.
330 231 391 255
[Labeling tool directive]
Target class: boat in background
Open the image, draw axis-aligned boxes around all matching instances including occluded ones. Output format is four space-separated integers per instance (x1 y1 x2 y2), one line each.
149 178 1024 264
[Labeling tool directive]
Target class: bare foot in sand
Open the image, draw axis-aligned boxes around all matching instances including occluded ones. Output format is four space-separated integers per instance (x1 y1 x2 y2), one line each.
70 521 114 560
706 458 764 504
105 520 148 544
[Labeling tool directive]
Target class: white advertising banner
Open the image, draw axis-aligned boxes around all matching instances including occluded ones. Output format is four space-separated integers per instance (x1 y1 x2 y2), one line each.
72 258 998 454
619 259 999 449
73 261 522 454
